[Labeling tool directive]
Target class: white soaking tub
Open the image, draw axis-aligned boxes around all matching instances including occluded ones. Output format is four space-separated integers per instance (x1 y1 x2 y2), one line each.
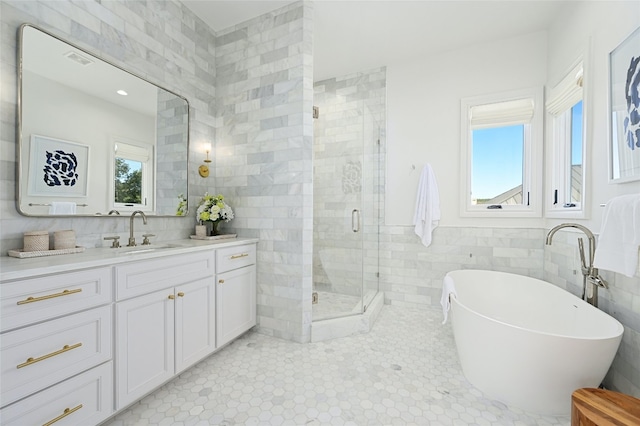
447 269 623 416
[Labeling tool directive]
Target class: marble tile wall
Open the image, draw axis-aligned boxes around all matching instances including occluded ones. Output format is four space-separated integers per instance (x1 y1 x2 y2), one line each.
213 1 315 343
156 89 189 215
544 229 640 398
312 67 386 299
0 0 215 251
378 225 545 308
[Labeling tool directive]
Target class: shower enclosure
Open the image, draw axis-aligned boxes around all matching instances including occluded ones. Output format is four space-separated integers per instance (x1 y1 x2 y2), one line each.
312 70 384 323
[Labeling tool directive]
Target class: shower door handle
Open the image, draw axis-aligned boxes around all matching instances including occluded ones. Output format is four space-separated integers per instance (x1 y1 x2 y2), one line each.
352 209 360 233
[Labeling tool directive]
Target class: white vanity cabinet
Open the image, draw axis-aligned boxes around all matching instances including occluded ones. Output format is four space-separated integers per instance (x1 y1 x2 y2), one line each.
0 268 114 425
114 251 216 409
0 238 257 424
216 244 257 347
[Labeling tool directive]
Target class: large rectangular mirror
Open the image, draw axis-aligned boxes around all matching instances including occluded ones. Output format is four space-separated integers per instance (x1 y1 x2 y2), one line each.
18 24 190 217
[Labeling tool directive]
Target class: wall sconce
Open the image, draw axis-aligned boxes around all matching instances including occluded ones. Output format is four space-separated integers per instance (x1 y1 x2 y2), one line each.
198 143 212 177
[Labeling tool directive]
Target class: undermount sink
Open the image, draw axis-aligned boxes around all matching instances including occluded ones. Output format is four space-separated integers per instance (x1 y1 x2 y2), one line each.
115 244 186 255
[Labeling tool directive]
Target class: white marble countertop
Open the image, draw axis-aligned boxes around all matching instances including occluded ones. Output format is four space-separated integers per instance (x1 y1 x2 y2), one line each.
0 237 259 282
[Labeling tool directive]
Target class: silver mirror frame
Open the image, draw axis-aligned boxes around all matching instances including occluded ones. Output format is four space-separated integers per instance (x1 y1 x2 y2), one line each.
16 23 190 217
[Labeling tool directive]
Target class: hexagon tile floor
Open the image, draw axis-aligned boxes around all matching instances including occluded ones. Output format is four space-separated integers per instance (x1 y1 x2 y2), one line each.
103 305 571 426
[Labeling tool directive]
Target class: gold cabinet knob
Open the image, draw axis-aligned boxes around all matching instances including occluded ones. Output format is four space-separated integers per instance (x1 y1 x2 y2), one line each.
218 279 224 284
177 292 185 297
168 295 175 300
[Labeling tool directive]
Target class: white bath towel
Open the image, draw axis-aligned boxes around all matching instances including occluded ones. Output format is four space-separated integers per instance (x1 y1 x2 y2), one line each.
594 194 640 277
440 274 457 324
413 164 441 247
48 201 77 215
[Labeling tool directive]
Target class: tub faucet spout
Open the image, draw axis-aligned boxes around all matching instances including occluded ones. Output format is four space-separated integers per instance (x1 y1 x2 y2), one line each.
545 223 607 307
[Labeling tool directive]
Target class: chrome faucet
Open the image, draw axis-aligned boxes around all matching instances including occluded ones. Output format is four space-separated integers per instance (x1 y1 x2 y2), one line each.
546 223 608 307
127 210 148 247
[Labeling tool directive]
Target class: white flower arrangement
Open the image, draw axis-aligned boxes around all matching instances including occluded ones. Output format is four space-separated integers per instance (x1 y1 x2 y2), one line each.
196 193 234 224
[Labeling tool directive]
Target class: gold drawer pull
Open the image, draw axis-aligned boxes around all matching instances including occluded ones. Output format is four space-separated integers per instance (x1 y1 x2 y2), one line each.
230 253 249 260
17 343 82 369
17 289 82 305
177 292 185 297
218 279 225 284
42 404 83 426
168 295 175 300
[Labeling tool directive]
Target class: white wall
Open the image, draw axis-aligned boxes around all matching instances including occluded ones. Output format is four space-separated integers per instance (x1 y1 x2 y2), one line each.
386 2 640 230
545 0 640 233
386 31 548 227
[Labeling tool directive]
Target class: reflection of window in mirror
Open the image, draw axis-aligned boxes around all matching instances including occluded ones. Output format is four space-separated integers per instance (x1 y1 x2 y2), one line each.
546 61 585 218
460 87 543 217
115 158 142 204
111 139 154 212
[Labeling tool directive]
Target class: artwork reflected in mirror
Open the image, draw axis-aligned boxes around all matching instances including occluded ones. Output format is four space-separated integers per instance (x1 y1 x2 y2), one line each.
28 135 89 198
18 24 190 216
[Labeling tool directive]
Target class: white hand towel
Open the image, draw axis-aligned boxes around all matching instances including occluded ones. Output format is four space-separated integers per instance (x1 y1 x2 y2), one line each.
48 201 77 215
594 194 640 277
440 274 457 324
413 164 441 247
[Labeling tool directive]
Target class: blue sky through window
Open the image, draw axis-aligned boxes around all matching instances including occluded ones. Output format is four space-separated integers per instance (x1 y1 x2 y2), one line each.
472 125 524 201
571 101 583 165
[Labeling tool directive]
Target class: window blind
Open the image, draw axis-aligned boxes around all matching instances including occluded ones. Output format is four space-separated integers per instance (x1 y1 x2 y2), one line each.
546 62 583 115
469 98 535 128
115 142 151 162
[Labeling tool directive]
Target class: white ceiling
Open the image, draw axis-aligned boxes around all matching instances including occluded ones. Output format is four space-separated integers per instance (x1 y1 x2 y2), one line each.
23 26 158 116
182 0 569 82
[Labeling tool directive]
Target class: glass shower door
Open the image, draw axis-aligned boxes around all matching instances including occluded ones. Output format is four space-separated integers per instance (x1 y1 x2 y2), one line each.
312 89 380 321
311 96 365 321
361 105 381 313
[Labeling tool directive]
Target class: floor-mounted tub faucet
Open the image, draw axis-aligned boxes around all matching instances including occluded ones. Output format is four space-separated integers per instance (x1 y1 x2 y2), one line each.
545 223 608 307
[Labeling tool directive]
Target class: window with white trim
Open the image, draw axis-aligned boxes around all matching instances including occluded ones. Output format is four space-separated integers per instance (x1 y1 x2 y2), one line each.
460 87 543 217
546 61 585 218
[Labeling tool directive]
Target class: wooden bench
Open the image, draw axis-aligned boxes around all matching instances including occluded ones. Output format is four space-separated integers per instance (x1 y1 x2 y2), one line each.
572 388 640 425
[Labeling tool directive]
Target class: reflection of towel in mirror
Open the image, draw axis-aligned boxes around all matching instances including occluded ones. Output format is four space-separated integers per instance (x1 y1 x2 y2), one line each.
49 202 77 215
594 194 640 277
413 164 440 247
440 275 457 324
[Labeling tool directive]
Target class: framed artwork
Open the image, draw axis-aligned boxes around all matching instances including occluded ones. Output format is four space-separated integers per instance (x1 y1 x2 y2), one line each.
609 26 640 183
28 134 89 197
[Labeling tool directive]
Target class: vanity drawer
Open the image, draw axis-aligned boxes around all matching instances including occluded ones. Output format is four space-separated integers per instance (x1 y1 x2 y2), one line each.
0 305 112 408
0 361 113 426
115 251 215 301
0 267 112 332
216 244 256 273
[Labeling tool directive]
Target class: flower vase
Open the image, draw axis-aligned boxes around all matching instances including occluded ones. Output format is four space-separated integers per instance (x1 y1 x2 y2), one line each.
210 221 221 236
203 221 213 236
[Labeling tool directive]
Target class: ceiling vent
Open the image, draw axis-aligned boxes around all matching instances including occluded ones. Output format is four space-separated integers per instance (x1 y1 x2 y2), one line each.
64 51 93 66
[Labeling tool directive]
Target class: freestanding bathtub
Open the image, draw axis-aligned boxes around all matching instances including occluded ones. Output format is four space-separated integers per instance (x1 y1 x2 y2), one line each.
447 269 623 416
